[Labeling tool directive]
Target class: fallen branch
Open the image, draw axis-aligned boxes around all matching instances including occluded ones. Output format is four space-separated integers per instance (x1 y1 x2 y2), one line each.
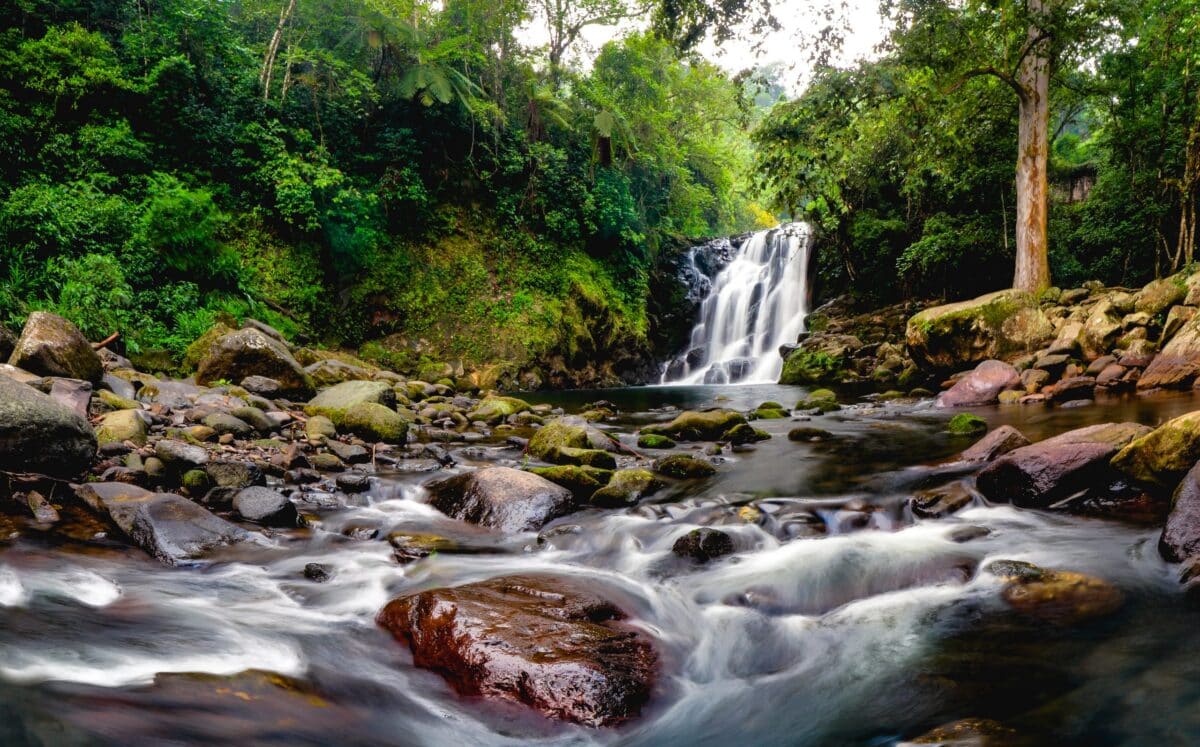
91 331 120 350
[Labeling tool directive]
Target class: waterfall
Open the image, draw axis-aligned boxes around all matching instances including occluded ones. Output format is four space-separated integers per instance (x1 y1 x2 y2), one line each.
663 223 812 385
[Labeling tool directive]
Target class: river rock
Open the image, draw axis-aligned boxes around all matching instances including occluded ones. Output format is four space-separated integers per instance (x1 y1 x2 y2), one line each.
904 718 1020 745
341 402 408 443
466 395 530 424
910 482 977 518
905 290 1052 371
0 325 14 360
672 527 734 562
987 560 1123 625
232 486 298 526
75 482 254 565
1049 375 1096 403
155 439 210 472
96 409 148 447
1135 277 1186 316
305 380 396 423
591 469 664 507
376 574 655 726
1079 299 1125 360
427 466 577 532
0 374 96 477
1139 312 1200 389
46 377 92 419
1157 461 1200 563
959 425 1030 462
8 312 104 382
640 409 747 441
935 360 1019 408
1111 410 1200 487
195 328 313 397
528 465 613 499
528 416 612 459
653 454 717 479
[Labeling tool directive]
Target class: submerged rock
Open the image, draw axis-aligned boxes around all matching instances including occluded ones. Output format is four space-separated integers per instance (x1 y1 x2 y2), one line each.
640 409 747 441
987 560 1123 626
75 482 254 565
8 312 103 382
376 574 655 726
672 527 734 562
427 466 577 532
0 374 96 477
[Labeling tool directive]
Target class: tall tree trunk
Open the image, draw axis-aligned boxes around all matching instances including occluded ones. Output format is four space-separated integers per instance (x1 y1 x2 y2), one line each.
260 0 296 101
1012 8 1051 293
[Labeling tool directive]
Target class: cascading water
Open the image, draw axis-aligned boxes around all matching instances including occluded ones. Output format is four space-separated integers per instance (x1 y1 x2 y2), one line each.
663 222 813 385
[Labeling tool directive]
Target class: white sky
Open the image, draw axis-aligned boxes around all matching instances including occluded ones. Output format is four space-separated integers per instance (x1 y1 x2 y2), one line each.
517 0 891 93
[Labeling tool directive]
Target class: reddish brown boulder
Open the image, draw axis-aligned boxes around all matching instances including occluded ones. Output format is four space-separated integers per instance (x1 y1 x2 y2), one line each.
936 360 1020 408
426 466 577 532
1160 462 1200 563
377 575 655 726
1139 314 1200 389
1049 376 1096 403
959 425 1030 463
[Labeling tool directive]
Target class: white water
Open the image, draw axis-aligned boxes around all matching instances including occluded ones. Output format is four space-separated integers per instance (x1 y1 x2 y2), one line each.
665 223 812 385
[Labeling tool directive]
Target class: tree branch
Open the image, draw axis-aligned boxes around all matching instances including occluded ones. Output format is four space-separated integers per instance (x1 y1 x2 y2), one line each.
944 66 1027 101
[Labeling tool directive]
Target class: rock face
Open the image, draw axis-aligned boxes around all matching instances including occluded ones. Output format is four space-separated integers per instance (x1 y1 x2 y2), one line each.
935 360 1020 407
1160 462 1200 563
640 409 747 441
0 374 96 477
975 423 1151 507
1111 410 1200 487
427 467 577 532
376 574 655 726
75 483 253 565
1139 313 1200 389
196 328 313 397
8 312 103 382
906 290 1053 372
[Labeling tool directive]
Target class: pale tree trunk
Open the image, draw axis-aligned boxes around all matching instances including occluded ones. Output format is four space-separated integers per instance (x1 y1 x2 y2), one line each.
1012 6 1052 293
260 0 296 101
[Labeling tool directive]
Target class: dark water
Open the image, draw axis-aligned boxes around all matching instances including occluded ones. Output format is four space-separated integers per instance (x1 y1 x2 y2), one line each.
2 385 1199 746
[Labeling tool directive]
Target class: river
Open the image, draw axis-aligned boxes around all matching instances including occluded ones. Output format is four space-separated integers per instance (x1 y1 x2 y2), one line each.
1 384 1198 746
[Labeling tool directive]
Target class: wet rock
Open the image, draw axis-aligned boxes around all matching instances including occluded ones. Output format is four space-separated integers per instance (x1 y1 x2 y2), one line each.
636 433 676 449
591 469 664 507
723 422 770 445
1139 312 1200 389
96 409 148 447
906 290 1052 372
672 527 735 562
202 412 254 438
334 471 371 493
233 486 298 526
796 389 840 412
653 454 717 479
640 409 747 441
788 426 833 442
1049 375 1096 403
0 374 96 477
528 417 612 459
205 460 264 489
155 439 210 472
986 560 1123 625
196 328 313 397
239 375 282 397
387 531 458 563
904 718 1020 746
309 453 344 471
305 380 396 423
528 465 613 500
542 445 618 470
76 482 253 565
910 482 977 518
466 395 530 424
947 413 987 436
427 466 577 532
1111 410 1200 487
1159 461 1200 563
376 574 655 726
935 360 1019 408
341 402 408 444
8 312 103 382
959 425 1029 462
304 563 331 582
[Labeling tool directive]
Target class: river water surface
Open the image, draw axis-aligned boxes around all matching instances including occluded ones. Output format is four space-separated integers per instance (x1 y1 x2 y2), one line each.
2 384 1200 746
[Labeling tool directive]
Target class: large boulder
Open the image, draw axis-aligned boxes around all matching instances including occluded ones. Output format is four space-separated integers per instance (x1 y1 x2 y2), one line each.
1078 298 1125 360
935 360 1020 408
959 425 1030 463
906 290 1052 372
75 482 254 565
1139 313 1200 389
0 325 14 361
95 409 148 447
0 374 96 477
376 574 655 726
427 466 577 532
1111 410 1200 487
8 312 103 382
528 416 611 460
305 380 396 424
195 328 313 397
466 395 531 424
341 402 408 443
975 423 1151 507
778 334 861 385
1134 277 1186 316
1159 462 1200 563
639 409 747 442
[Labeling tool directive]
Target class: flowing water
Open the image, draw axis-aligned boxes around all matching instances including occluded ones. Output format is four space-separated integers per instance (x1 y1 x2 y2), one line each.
3 387 1200 745
663 224 812 385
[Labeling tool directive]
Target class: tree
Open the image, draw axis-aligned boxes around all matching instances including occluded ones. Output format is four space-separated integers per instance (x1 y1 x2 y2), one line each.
535 0 637 81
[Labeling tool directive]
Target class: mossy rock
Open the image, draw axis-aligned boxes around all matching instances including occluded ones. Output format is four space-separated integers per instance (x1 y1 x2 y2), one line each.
947 413 987 436
906 290 1053 372
788 426 832 442
637 434 676 449
306 381 396 424
181 469 211 492
591 469 664 507
529 465 613 499
724 423 770 445
341 402 409 444
751 408 788 420
182 323 236 373
877 390 905 401
796 389 840 411
466 395 531 424
543 445 618 470
306 415 336 442
653 454 717 479
1111 410 1200 486
528 417 608 459
96 409 148 446
640 409 747 442
779 347 848 385
97 389 141 411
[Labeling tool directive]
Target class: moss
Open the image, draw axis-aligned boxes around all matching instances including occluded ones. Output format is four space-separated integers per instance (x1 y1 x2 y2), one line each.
528 464 613 498
591 469 664 507
467 395 531 423
640 409 747 441
529 417 592 459
947 413 988 436
653 454 717 479
542 445 617 470
1111 411 1200 486
341 402 409 443
724 423 770 444
637 433 676 449
182 323 235 374
779 348 847 385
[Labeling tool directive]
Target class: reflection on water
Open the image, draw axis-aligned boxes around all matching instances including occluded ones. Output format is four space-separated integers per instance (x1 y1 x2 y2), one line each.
1 387 1199 746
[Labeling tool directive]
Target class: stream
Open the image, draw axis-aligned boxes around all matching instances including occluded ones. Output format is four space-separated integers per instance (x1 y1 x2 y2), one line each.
2 384 1199 746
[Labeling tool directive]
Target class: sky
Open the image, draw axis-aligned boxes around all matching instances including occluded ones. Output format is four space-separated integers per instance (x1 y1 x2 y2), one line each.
517 0 891 93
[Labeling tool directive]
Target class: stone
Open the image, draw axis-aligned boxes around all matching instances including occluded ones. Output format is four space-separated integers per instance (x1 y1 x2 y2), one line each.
1139 312 1200 389
231 406 274 434
1111 411 1200 487
7 312 103 382
542 445 618 470
0 374 96 477
935 360 1020 408
905 290 1053 372
323 440 368 464
305 381 396 424
376 574 655 726
305 415 337 442
1096 363 1128 388
528 416 612 460
1047 320 1083 355
1162 305 1196 343
387 531 458 563
341 402 408 443
202 412 254 438
1158 462 1200 563
154 439 210 471
1134 277 1186 316
195 328 313 397
987 560 1123 626
0 325 13 360
591 469 664 507
304 563 331 582
1019 367 1050 394
427 467 577 532
1049 376 1096 403
910 482 976 518
335 471 371 493
233 486 298 526
1117 338 1157 368
528 465 614 500
239 375 282 397
1078 299 1125 360
959 425 1030 462
788 426 833 442
205 460 264 489
640 409 747 441
947 413 987 436
672 528 735 562
653 454 717 479
96 409 148 447
465 395 530 424
75 482 253 565
906 718 1019 745
636 434 676 449
46 377 91 419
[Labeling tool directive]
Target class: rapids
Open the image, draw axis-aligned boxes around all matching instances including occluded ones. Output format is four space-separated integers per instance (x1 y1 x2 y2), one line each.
3 385 1200 745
